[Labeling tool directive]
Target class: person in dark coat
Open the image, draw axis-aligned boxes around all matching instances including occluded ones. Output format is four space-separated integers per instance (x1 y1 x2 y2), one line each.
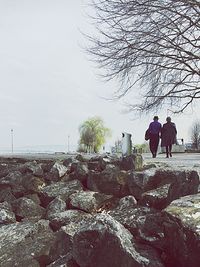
161 117 177 158
148 116 162 158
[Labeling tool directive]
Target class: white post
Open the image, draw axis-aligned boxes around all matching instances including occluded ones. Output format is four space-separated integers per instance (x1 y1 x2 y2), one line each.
11 129 14 153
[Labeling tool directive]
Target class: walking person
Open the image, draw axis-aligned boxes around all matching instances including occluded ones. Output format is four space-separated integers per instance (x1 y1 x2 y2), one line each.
161 117 177 158
147 116 162 158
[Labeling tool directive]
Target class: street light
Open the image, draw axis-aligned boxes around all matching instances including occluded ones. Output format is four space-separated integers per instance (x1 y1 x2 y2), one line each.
68 135 70 153
11 129 14 153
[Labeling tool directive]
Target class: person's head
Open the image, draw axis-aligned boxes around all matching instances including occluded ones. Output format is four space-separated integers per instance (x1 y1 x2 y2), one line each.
153 116 159 121
166 117 171 122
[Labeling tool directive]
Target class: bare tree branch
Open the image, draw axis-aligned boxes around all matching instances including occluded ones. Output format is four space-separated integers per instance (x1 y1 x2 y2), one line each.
86 0 200 113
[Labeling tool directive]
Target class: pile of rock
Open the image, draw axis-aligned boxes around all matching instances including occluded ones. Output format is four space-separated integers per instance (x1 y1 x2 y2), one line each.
0 154 199 267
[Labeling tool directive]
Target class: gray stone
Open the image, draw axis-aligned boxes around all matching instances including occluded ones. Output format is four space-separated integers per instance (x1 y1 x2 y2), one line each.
46 196 66 220
0 220 55 267
49 209 89 231
11 197 45 220
0 201 16 224
69 191 113 212
53 161 68 178
138 184 171 210
72 213 164 267
39 180 83 207
162 193 200 267
87 168 130 197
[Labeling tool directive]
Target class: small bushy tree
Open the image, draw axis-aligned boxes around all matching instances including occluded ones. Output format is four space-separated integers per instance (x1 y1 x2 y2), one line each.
78 116 111 153
191 121 200 149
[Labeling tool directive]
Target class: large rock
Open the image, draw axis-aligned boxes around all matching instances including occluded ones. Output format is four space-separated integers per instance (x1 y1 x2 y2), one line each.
11 197 45 221
69 191 113 212
39 180 83 207
68 162 89 185
22 174 46 193
0 201 16 224
72 213 164 267
49 209 90 231
46 196 66 220
162 193 200 267
87 167 130 197
53 161 68 178
138 184 171 210
0 220 55 267
19 161 44 177
0 171 26 197
120 154 143 171
108 205 164 250
47 253 79 267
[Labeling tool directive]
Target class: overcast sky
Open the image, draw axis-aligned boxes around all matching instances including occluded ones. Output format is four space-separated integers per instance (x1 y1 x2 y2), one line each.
0 0 199 152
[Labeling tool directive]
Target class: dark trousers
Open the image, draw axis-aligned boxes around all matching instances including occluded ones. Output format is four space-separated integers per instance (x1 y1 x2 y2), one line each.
166 145 172 156
149 134 159 156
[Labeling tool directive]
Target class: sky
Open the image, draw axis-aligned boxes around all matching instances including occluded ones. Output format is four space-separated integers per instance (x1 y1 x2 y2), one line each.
0 0 199 152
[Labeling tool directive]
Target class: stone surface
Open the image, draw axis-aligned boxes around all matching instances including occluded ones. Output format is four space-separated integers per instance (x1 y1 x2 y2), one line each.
162 193 200 267
87 167 130 197
0 220 55 267
49 209 89 231
39 180 83 207
46 196 66 220
72 213 164 267
69 190 113 212
139 184 171 210
0 201 16 224
11 197 45 220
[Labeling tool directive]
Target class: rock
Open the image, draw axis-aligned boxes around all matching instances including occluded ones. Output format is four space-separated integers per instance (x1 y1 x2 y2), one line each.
0 163 10 178
11 197 45 221
63 157 73 167
69 191 114 212
53 161 68 178
167 170 199 203
39 180 83 207
68 162 89 185
44 167 60 182
0 201 16 224
0 187 16 203
25 193 41 205
47 253 79 267
72 213 164 267
117 195 137 210
87 168 130 197
22 174 46 193
120 154 143 171
46 196 66 220
0 171 26 197
162 193 200 267
138 184 171 210
144 169 199 192
49 209 90 231
128 171 150 199
0 220 55 267
19 161 44 177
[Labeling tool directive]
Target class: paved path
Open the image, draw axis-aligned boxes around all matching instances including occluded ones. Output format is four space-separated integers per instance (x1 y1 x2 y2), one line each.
143 152 200 169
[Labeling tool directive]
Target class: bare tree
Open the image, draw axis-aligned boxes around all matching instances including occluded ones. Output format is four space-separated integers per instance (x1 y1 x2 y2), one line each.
191 121 200 149
87 0 200 113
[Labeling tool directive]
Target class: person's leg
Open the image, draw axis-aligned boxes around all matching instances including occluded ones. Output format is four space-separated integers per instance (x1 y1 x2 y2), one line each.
166 146 169 158
169 144 172 157
149 139 154 157
150 135 157 158
154 135 160 157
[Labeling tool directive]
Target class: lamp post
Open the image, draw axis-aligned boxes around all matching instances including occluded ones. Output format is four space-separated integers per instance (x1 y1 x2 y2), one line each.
68 135 70 153
11 129 14 153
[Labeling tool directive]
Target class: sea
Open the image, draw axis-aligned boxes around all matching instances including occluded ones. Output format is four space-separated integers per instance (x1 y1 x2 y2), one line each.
0 144 77 155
